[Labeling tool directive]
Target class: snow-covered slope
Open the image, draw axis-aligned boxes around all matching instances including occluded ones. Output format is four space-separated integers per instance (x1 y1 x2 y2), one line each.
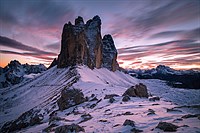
0 66 200 133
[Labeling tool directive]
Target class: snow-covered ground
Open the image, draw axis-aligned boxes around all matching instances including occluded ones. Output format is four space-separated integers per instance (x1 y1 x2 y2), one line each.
0 66 199 133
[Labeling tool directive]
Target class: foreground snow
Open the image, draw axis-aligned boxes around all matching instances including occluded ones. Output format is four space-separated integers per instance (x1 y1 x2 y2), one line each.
0 66 199 132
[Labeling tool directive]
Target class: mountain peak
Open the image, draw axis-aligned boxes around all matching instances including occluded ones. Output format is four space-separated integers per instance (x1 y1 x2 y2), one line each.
75 16 84 25
56 16 118 71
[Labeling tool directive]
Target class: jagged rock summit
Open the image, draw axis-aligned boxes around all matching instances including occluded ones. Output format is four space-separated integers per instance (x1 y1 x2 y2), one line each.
57 15 119 71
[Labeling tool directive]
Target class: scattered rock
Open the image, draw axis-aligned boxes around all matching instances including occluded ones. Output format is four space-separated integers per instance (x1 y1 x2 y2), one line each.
116 112 134 117
166 108 182 112
149 96 160 101
156 122 179 132
91 94 95 97
131 128 143 133
90 97 98 101
123 112 134 115
147 109 155 115
99 119 108 122
105 109 111 112
90 103 97 109
113 124 121 127
57 88 86 111
109 97 115 103
173 118 183 122
152 103 160 106
104 94 119 99
181 125 189 127
80 114 93 123
123 119 135 127
55 124 85 133
123 83 148 98
122 95 130 102
181 114 199 119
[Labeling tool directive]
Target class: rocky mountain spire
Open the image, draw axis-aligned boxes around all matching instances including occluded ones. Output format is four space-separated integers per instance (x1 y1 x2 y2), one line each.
102 34 119 71
57 16 118 71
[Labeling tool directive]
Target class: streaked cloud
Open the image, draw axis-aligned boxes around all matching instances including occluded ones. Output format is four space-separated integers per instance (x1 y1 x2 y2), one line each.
0 0 199 69
118 40 200 69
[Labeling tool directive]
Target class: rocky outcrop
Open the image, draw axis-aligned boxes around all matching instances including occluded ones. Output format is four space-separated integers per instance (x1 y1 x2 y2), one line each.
57 16 118 71
0 109 43 133
156 122 179 132
57 87 86 111
102 34 119 71
48 58 58 69
123 83 149 98
123 119 135 127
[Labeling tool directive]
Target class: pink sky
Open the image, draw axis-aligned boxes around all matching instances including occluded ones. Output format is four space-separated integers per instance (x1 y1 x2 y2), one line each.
0 0 200 69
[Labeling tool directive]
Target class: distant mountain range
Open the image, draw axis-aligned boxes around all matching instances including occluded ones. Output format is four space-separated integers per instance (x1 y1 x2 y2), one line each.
0 60 46 88
128 65 200 89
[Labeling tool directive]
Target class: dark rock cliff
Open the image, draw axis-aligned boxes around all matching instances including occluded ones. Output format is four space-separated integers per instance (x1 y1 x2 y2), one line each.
56 16 118 71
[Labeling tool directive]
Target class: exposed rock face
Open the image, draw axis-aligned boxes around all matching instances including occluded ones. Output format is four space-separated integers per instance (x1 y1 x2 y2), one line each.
57 16 118 71
102 34 119 71
85 16 103 69
48 58 58 69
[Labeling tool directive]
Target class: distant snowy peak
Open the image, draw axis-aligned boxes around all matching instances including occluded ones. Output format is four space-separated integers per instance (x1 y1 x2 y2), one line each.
130 65 199 76
128 65 200 89
0 60 46 88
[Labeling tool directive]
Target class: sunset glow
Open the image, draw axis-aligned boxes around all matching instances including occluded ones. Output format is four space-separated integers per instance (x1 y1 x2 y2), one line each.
0 0 199 70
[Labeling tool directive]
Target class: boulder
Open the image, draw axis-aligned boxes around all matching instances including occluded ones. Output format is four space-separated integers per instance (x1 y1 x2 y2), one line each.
149 96 160 101
57 88 86 110
123 83 148 98
123 86 137 97
156 122 179 132
123 119 135 127
122 95 130 102
104 94 119 99
109 97 115 103
134 83 148 97
80 114 93 123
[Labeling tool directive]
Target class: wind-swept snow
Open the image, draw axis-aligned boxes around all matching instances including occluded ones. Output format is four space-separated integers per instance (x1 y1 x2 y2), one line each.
0 66 199 133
